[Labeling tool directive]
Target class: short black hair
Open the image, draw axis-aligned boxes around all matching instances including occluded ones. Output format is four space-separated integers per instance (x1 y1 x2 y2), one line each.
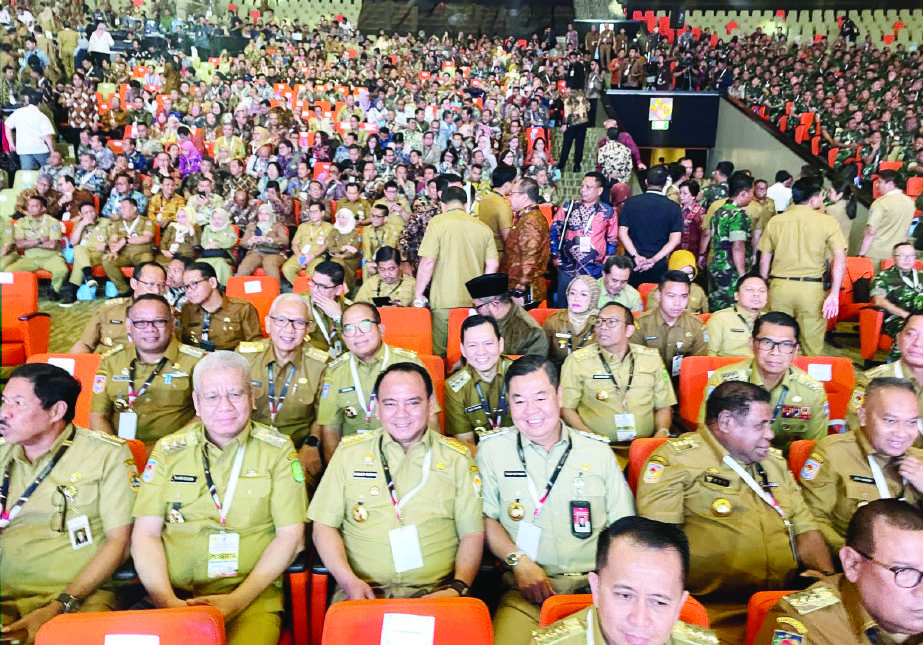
774 170 792 183
715 161 734 178
728 171 754 198
315 259 345 286
9 363 81 424
133 261 167 282
599 302 635 326
878 169 904 189
659 269 690 290
645 165 669 187
127 293 172 318
846 499 923 557
791 177 822 205
604 254 634 272
491 165 517 189
461 314 501 343
705 380 771 427
185 261 218 281
374 246 401 265
504 354 559 390
441 186 468 205
679 179 699 198
343 300 381 324
752 311 800 343
595 516 690 583
372 361 434 399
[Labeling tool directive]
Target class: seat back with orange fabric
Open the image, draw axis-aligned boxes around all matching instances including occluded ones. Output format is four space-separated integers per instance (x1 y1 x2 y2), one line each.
677 356 745 428
126 438 147 472
878 160 903 172
835 256 875 324
538 593 710 628
225 275 280 336
788 439 817 482
378 307 433 355
538 203 553 227
321 598 492 645
626 437 668 494
528 307 560 327
1 271 51 366
35 606 225 645
445 307 472 373
791 356 854 426
418 354 445 431
907 177 923 198
859 306 892 361
25 353 102 427
638 283 657 309
745 590 793 645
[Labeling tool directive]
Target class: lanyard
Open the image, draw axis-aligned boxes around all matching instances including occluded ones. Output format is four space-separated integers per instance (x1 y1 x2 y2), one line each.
202 442 246 527
867 455 904 500
379 435 431 523
201 311 212 341
267 362 296 423
312 305 330 343
351 346 390 423
129 357 169 408
376 277 403 298
899 270 921 291
586 607 598 645
735 307 754 333
723 455 798 559
516 432 572 519
772 385 789 422
473 378 508 429
598 349 634 406
0 426 76 529
123 215 141 238
569 323 595 354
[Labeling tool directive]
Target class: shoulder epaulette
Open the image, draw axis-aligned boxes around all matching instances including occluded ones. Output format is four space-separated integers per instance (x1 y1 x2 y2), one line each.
101 344 125 359
668 434 702 453
447 369 472 393
791 368 824 391
393 346 418 359
783 585 841 615
106 297 130 307
572 345 597 361
671 621 719 645
178 344 206 358
305 346 330 363
237 340 266 353
767 447 785 461
251 423 290 448
629 342 659 356
478 427 510 441
439 435 471 456
339 432 374 448
328 353 350 369
573 428 610 444
161 428 199 454
531 615 583 644
85 429 126 447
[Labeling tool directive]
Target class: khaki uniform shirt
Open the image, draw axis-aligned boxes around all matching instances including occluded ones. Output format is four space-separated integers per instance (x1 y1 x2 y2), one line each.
848 360 923 430
237 339 329 447
445 357 514 438
746 197 776 232
530 606 718 645
294 293 350 357
704 305 759 357
13 214 63 260
148 192 186 227
498 303 549 356
307 429 483 590
636 427 818 601
635 309 708 375
339 198 373 223
560 343 676 444
647 283 709 314
0 425 135 599
699 360 829 452
291 221 335 258
316 343 428 436
75 219 111 252
597 281 643 311
477 424 634 580
543 310 596 369
78 297 132 352
800 429 923 552
179 295 262 351
758 205 847 279
476 191 514 254
133 421 308 608
361 224 400 264
354 275 416 307
110 216 156 257
91 339 203 445
865 190 917 262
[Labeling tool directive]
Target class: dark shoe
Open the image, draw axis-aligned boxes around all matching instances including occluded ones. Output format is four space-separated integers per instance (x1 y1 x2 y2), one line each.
46 287 61 302
573 165 581 173
58 290 77 307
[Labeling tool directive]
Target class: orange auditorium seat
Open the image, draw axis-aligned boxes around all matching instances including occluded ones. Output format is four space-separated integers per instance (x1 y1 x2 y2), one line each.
225 275 280 336
36 606 225 645
528 307 560 327
638 282 657 309
418 353 446 431
745 590 793 645
379 306 433 355
1 271 51 366
539 593 709 628
907 177 923 198
26 353 102 427
858 306 892 362
677 356 744 428
791 356 854 427
445 307 473 373
788 439 817 482
627 437 668 494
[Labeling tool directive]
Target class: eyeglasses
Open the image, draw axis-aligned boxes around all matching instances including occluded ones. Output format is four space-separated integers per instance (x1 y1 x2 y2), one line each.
135 279 166 290
473 300 496 314
342 319 377 337
597 317 627 329
755 338 798 354
130 318 170 330
854 549 923 589
199 390 249 405
182 277 210 291
311 279 337 291
269 315 309 331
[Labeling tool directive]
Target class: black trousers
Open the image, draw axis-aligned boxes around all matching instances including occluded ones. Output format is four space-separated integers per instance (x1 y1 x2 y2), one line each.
557 123 588 171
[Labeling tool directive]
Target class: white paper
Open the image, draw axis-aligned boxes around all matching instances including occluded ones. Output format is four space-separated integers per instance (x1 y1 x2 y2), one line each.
806 363 832 382
117 411 138 440
0 272 13 284
243 280 263 294
208 531 240 578
515 521 542 561
48 357 76 375
389 525 424 573
614 413 636 443
380 613 436 645
104 637 160 645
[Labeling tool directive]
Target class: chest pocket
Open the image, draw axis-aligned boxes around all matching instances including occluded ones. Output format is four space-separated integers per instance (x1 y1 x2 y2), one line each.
845 480 879 503
49 474 101 519
232 475 273 525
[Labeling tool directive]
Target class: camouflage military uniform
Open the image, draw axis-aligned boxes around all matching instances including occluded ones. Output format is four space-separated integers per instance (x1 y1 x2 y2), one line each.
869 265 923 339
701 181 728 211
707 203 750 311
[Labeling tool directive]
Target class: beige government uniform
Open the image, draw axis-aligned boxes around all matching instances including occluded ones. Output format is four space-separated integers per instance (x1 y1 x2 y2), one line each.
542 311 597 370
361 224 400 265
864 189 917 267
103 216 157 293
747 197 776 234
8 214 68 291
353 274 416 306
133 420 308 645
497 303 549 357
476 191 514 253
91 339 203 446
846 360 923 431
179 295 262 351
560 343 676 465
281 221 335 284
800 429 923 552
647 283 709 314
307 429 483 598
0 425 136 622
477 424 635 645
637 428 819 643
316 343 429 437
237 339 328 448
704 305 758 357
635 309 708 377
758 205 847 357
1 215 16 270
597 281 643 312
339 198 373 223
77 297 133 352
293 292 350 358
68 219 111 286
445 357 514 438
698 360 829 454
530 606 718 645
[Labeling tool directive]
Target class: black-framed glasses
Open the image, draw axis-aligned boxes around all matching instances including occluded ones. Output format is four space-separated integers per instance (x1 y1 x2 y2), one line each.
342 319 377 337
310 279 337 291
755 338 798 354
597 317 628 329
182 277 209 291
854 549 923 588
130 319 170 330
134 279 166 290
269 315 309 331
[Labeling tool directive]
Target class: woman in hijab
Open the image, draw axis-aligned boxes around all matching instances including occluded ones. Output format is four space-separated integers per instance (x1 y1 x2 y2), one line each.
542 274 600 370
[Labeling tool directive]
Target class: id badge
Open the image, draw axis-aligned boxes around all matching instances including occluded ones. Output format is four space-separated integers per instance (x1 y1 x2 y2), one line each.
68 514 93 550
388 525 424 573
515 521 541 561
578 236 592 253
208 532 240 578
117 410 138 440
614 413 636 442
671 354 684 377
570 501 592 539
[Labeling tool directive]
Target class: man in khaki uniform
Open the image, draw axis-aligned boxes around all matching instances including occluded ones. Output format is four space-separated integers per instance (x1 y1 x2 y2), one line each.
445 315 514 452
858 170 918 268
529 517 718 645
0 363 135 642
132 351 307 645
295 261 350 359
637 381 834 644
71 262 168 353
316 302 433 462
237 294 328 484
747 179 776 255
800 377 923 555
7 193 69 298
476 167 515 254
698 312 829 454
340 183 373 225
354 247 416 306
754 500 923 645
372 181 412 232
705 274 768 356
102 198 156 296
90 295 202 449
413 186 499 357
1 214 16 270
280 201 335 285
561 303 676 466
478 355 635 645
634 270 707 378
58 27 79 77
361 206 400 275
179 262 262 351
65 202 111 295
310 363 483 601
597 254 643 311
759 178 847 356
466 273 548 358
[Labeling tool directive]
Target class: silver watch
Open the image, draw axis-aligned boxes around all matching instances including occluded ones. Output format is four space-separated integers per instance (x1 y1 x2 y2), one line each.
505 550 527 567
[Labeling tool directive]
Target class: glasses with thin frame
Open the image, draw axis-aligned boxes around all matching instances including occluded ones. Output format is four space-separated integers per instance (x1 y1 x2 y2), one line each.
182 277 209 291
342 319 377 337
597 317 628 329
854 549 923 589
130 318 170 330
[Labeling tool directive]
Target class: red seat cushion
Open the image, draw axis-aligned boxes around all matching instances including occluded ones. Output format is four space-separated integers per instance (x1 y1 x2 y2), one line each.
2 342 26 366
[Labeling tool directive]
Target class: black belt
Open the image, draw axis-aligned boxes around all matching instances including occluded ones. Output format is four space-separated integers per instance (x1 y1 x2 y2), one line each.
770 276 823 283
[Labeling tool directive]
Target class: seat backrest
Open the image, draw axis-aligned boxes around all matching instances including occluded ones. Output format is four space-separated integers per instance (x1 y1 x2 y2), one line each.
321 598 492 645
906 176 923 198
627 437 669 494
792 356 854 422
638 283 658 309
529 308 561 327
418 354 445 432
292 275 311 294
745 590 793 645
35 606 225 644
445 307 473 373
126 438 147 471
26 353 102 428
677 356 745 428
1 271 39 330
225 276 280 336
539 593 710 628
788 439 817 482
379 307 433 355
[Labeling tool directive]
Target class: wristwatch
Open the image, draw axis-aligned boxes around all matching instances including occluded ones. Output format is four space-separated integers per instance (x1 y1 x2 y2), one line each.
505 550 527 567
303 435 321 448
55 593 81 613
446 579 470 597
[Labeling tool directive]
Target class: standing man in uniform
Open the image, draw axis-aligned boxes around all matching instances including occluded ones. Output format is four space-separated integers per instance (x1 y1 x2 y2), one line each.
179 262 262 352
560 303 676 466
413 186 498 357
132 351 308 645
501 177 550 307
316 302 433 463
102 198 157 297
859 170 917 268
754 499 923 645
637 381 834 643
0 363 135 643
698 312 829 454
704 173 753 311
310 363 484 601
759 178 847 356
90 295 202 450
800 377 923 555
296 261 350 359
466 273 549 357
705 274 768 357
597 254 643 312
478 355 635 645
7 194 69 301
237 294 328 485
477 166 515 255
445 315 514 452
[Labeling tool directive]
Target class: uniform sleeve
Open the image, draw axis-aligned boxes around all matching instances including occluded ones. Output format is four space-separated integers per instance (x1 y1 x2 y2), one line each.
559 355 583 409
89 355 115 415
602 450 636 522
625 288 643 313
98 440 137 531
240 302 263 343
825 217 848 253
751 598 806 645
866 200 884 230
727 211 749 243
47 219 63 241
306 447 347 527
635 445 688 524
757 219 777 254
269 441 310 526
521 325 549 356
452 449 484 537
705 315 722 355
444 385 473 437
690 321 708 356
799 443 846 552
475 442 502 520
498 199 513 232
78 307 106 351
483 226 499 262
778 463 817 536
132 446 170 518
651 355 677 408
806 386 830 440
